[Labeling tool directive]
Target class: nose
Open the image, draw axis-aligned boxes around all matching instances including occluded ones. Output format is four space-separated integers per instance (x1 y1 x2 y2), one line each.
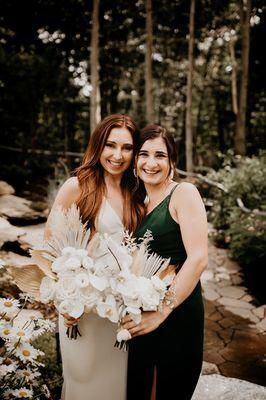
113 147 123 160
145 156 157 168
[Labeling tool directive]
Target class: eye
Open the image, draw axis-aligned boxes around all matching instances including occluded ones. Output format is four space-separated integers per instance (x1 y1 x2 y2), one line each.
123 145 133 151
105 143 114 148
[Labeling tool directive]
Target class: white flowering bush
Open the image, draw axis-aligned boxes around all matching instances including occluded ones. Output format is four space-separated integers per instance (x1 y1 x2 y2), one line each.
0 296 55 399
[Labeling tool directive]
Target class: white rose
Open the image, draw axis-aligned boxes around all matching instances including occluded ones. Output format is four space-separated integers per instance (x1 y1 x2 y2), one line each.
96 294 119 323
65 256 82 270
75 273 90 288
76 249 88 259
89 274 109 291
40 277 56 303
116 329 131 342
58 299 84 319
56 276 77 301
82 256 94 271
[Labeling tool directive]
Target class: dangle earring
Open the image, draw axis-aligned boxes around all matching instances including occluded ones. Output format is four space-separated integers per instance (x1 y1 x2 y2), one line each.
169 167 174 180
133 168 139 189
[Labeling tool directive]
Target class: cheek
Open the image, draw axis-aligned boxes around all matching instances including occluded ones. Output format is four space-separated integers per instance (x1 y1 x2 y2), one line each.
124 151 133 164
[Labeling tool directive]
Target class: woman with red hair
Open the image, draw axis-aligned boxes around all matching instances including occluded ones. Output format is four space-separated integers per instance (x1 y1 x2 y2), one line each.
45 114 144 400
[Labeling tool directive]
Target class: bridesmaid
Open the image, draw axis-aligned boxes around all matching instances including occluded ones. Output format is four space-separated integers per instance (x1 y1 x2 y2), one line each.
123 125 208 400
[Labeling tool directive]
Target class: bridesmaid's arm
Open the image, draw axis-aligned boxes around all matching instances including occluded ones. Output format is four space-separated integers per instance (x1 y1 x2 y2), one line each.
124 182 208 337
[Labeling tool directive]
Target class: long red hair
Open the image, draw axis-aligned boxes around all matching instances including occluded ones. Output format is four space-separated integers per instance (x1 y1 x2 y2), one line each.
75 114 144 234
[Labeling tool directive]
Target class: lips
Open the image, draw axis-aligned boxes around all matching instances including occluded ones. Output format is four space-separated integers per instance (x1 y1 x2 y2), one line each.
143 169 159 175
108 160 123 167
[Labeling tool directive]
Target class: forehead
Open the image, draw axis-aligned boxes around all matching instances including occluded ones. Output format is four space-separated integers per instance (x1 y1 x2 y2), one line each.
140 137 168 153
107 127 133 144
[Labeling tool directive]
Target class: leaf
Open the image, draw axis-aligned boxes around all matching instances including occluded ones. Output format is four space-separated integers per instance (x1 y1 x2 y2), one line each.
8 265 45 301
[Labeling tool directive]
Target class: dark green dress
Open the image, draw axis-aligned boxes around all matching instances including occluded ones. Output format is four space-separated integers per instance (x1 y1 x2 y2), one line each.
127 185 204 400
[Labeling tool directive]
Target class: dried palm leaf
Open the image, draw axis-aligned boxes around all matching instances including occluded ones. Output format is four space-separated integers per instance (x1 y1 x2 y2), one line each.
30 249 56 279
8 265 45 301
46 204 91 256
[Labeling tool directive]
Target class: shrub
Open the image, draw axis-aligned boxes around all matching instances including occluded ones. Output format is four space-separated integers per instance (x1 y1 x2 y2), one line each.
206 153 266 303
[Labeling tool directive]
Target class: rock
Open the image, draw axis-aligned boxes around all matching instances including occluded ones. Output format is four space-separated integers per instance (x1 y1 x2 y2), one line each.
216 286 247 300
201 361 220 375
1 251 31 266
0 181 15 195
203 288 220 301
192 374 266 400
256 318 266 333
0 194 46 223
18 223 45 250
252 305 266 319
0 217 25 246
218 297 254 309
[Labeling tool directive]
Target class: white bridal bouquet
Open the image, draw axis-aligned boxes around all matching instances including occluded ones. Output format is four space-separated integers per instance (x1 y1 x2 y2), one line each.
0 295 54 399
10 205 176 345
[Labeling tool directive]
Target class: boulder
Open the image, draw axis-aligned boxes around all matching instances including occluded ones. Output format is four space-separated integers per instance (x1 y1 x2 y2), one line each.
0 181 15 195
0 217 25 247
18 223 45 250
0 194 46 223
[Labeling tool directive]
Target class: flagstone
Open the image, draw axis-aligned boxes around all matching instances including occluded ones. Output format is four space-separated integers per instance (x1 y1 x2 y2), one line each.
205 319 222 332
240 294 254 302
223 307 259 323
203 288 220 301
252 305 266 319
255 318 266 333
209 311 223 322
216 286 246 299
218 297 254 309
218 328 234 344
231 274 244 285
219 317 235 329
201 361 220 375
216 278 231 287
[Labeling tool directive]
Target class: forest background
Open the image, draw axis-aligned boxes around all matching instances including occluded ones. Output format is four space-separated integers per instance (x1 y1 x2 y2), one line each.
0 0 265 325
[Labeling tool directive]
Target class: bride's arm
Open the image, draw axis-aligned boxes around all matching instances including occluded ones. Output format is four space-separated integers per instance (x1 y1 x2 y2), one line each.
123 183 208 337
44 177 81 327
44 177 80 240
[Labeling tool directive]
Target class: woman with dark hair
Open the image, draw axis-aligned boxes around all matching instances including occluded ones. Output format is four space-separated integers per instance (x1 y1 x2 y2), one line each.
123 125 208 400
44 114 144 400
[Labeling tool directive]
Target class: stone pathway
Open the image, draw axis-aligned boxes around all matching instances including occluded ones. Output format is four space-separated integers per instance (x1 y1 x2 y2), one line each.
202 244 266 386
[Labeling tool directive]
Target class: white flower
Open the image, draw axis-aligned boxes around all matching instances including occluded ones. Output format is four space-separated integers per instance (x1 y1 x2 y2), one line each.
40 276 56 303
124 307 142 324
56 276 77 300
58 299 84 319
0 298 20 318
116 328 131 342
17 368 41 382
62 246 76 257
151 275 167 293
0 359 17 377
51 255 68 273
82 256 94 271
103 234 133 270
89 273 109 291
4 389 17 399
10 326 33 343
75 273 90 288
80 287 102 311
15 342 42 363
137 277 161 310
0 324 13 340
96 294 119 323
13 387 33 398
64 256 82 270
76 249 88 259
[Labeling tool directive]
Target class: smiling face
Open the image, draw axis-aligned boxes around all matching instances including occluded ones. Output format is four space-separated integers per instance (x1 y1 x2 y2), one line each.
99 127 134 178
136 136 171 186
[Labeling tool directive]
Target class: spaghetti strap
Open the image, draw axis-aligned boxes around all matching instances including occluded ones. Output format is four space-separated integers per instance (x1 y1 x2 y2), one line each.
167 183 180 204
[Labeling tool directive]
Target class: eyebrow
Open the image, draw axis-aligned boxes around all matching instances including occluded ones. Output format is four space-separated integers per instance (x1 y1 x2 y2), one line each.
106 140 133 146
139 150 168 156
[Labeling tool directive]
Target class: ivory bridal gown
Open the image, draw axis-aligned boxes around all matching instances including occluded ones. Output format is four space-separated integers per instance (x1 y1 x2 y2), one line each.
59 199 127 400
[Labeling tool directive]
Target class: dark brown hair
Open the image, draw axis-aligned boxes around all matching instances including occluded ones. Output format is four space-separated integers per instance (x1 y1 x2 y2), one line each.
75 114 144 233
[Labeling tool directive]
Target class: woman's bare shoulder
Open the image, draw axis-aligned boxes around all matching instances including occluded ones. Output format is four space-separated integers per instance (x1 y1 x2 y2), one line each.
171 182 203 206
53 176 80 208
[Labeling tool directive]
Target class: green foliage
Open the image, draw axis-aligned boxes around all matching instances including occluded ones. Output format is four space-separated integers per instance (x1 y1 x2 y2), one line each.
207 153 266 302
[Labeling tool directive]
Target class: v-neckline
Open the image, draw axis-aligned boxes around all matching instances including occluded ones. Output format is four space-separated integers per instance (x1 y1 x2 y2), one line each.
144 194 170 220
144 184 179 220
105 198 123 226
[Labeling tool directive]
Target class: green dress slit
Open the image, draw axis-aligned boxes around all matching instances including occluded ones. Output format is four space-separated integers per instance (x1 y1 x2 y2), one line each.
127 185 204 400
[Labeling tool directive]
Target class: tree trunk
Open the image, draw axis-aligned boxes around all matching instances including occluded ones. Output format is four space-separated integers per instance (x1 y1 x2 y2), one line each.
185 0 195 172
145 0 154 123
229 35 238 115
90 0 101 135
235 0 251 155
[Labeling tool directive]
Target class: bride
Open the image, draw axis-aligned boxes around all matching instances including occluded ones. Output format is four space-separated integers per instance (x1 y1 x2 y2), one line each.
44 114 144 400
